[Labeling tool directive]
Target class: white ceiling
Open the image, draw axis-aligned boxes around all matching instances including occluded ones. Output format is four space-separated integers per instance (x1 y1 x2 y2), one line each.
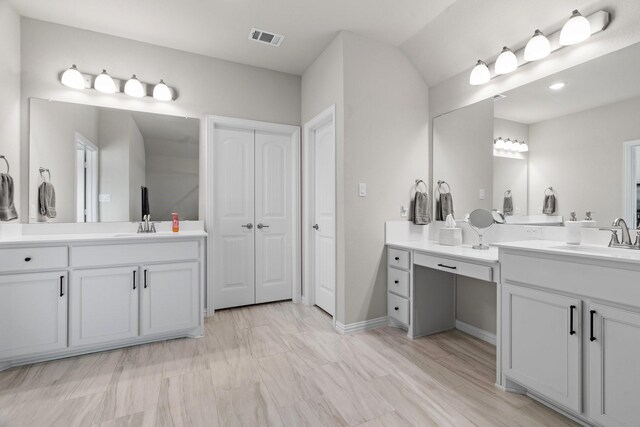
400 0 609 86
494 41 640 124
10 0 455 76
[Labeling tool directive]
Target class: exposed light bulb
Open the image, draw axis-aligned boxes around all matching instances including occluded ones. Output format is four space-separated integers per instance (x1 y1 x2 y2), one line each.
494 137 505 150
94 69 116 94
504 138 514 151
124 75 145 97
560 10 591 46
469 60 491 85
61 65 86 89
495 47 518 75
152 80 173 101
524 30 551 62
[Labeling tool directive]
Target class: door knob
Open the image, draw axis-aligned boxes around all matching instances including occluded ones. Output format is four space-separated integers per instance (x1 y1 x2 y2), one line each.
241 223 253 230
312 224 319 230
257 223 269 230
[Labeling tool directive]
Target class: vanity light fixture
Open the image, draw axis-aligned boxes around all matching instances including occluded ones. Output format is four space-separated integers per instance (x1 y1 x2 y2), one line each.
470 60 491 85
152 80 173 101
524 30 551 61
124 75 145 98
519 141 529 152
549 82 566 90
495 47 518 75
494 137 506 150
560 10 591 46
504 138 514 151
94 69 116 94
60 65 86 89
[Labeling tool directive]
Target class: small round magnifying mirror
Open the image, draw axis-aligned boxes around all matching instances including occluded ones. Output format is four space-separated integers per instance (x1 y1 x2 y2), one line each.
468 209 506 250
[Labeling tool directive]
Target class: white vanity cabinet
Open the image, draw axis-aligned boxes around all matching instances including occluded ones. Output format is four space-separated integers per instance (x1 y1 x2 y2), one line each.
587 302 640 427
70 266 139 347
502 284 582 413
0 271 67 359
141 262 199 336
0 232 206 372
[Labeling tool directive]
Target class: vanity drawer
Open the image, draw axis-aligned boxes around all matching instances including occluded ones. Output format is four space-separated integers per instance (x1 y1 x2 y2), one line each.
414 252 493 282
388 248 410 270
388 267 409 298
71 241 199 268
0 246 68 273
388 292 409 325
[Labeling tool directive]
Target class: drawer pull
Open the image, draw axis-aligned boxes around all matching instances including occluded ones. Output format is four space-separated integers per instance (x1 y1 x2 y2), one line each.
394 257 400 261
590 310 597 342
569 305 576 335
437 263 457 270
144 269 148 288
24 257 31 262
394 280 399 284
394 307 399 311
133 270 137 290
59 276 64 297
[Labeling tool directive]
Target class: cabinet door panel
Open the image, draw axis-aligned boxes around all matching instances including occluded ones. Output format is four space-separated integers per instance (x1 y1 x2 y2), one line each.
588 303 640 427
141 262 199 336
0 272 67 358
502 284 581 412
70 267 139 347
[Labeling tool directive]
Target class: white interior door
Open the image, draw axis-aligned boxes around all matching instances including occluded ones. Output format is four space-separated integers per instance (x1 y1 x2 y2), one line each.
255 131 293 303
213 127 256 309
313 120 336 316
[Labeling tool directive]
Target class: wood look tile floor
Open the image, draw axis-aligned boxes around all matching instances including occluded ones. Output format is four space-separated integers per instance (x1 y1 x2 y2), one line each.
0 302 577 427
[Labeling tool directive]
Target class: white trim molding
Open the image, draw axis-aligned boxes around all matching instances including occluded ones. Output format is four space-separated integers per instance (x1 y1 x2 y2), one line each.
455 320 496 345
335 316 388 335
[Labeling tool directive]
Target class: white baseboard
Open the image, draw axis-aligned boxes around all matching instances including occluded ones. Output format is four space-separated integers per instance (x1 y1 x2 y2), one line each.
455 320 496 345
335 316 388 334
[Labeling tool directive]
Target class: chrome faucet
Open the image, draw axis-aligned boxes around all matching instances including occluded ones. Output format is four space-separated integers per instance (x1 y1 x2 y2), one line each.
137 214 156 233
602 218 639 249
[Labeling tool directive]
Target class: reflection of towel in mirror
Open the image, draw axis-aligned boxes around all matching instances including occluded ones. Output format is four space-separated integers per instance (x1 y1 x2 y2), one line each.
413 191 431 225
503 194 513 216
38 182 57 218
0 173 18 221
543 194 556 214
436 192 454 221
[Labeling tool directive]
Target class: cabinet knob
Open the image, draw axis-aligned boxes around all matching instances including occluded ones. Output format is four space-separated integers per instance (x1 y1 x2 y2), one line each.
394 257 400 261
24 257 31 262
394 280 399 284
394 307 399 311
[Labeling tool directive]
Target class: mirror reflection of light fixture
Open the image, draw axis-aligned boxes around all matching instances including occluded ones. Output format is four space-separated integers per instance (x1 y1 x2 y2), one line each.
495 47 518 75
494 137 505 149
152 80 173 101
560 10 591 46
469 60 491 85
524 30 551 61
94 69 116 94
504 138 514 151
549 82 566 90
520 141 529 152
61 65 86 89
124 75 145 98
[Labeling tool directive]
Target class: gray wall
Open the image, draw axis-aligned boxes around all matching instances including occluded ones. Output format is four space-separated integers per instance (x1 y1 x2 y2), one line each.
20 18 301 222
0 1 20 221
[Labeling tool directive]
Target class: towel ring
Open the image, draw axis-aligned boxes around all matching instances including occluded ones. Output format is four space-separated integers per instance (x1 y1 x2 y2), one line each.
414 179 428 192
504 189 512 196
544 186 555 196
437 180 451 194
39 167 51 183
0 155 8 174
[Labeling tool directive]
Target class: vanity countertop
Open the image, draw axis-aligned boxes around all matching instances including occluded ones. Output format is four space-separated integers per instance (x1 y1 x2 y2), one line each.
493 240 640 265
387 240 499 264
0 230 207 246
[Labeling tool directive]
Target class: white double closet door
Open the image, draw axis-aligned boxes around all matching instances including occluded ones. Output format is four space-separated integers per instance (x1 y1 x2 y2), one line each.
213 126 294 309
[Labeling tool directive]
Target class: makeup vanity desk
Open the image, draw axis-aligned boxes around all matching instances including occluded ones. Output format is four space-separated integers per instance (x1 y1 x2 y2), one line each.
385 239 499 339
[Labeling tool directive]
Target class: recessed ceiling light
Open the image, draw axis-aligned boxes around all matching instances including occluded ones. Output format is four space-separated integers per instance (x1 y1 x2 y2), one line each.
549 82 566 90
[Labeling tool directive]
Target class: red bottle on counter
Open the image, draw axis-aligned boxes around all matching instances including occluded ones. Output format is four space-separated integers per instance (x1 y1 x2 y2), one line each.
172 212 179 232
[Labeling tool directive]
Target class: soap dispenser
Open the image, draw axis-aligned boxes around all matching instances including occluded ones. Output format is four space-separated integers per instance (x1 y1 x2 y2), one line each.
581 211 597 228
565 211 583 245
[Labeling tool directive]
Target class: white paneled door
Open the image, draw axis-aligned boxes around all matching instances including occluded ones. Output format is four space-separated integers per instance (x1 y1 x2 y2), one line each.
310 115 336 316
213 124 296 310
213 127 256 309
255 131 293 303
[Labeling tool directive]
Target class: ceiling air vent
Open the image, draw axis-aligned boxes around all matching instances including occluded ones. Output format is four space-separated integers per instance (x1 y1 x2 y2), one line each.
249 28 285 47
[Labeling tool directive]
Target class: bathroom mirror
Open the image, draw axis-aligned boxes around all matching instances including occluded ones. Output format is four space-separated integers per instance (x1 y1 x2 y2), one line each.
29 99 200 223
433 40 640 227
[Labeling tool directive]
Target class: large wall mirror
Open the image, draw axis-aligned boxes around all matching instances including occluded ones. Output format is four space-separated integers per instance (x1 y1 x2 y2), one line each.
29 99 200 223
434 41 640 227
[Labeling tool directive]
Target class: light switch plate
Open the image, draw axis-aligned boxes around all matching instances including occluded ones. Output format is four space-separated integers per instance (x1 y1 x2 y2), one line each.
524 226 542 239
358 183 367 197
479 189 486 200
400 205 408 217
